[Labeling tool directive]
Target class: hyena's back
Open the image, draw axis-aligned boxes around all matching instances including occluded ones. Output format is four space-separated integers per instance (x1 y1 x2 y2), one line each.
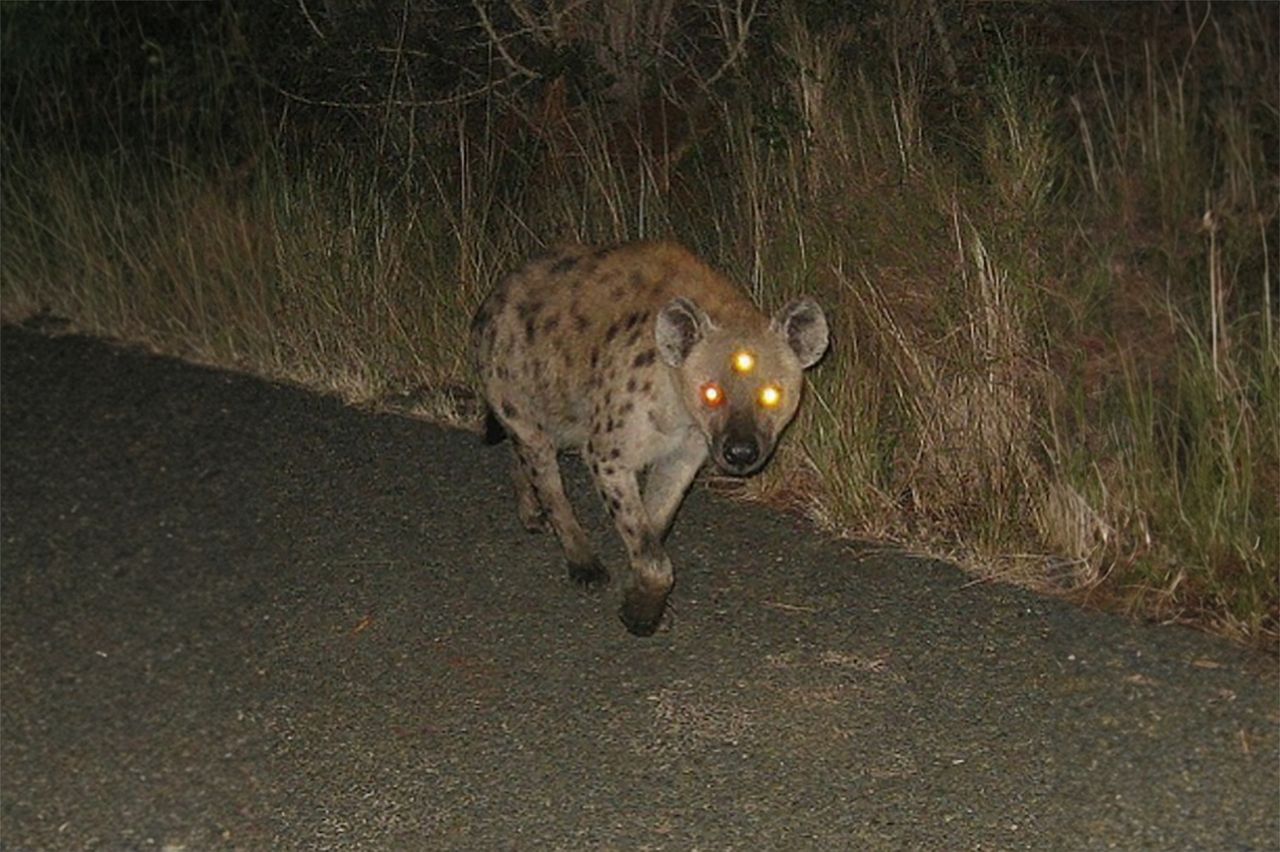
471 240 762 445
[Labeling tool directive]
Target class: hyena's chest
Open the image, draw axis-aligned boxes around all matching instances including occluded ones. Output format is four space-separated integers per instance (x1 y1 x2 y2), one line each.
541 308 678 447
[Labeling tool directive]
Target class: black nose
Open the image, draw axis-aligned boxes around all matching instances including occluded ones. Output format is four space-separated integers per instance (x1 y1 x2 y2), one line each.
722 439 759 469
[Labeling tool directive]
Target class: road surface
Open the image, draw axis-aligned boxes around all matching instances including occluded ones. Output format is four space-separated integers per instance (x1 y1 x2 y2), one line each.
2 327 1276 849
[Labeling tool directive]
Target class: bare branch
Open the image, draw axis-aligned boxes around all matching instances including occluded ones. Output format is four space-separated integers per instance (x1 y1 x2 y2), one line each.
264 72 532 111
473 0 543 80
700 0 762 90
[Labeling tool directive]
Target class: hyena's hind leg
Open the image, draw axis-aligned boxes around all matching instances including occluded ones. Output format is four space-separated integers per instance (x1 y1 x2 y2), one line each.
508 444 550 534
486 408 549 534
505 429 610 589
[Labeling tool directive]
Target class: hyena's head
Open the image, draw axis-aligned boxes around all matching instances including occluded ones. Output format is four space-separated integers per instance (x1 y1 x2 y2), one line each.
656 296 829 476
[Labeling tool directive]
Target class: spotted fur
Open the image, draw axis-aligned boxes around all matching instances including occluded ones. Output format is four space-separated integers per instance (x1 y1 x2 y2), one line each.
471 241 828 635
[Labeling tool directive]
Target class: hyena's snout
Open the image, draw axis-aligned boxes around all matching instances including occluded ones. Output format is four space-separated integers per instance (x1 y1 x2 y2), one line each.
711 412 773 476
721 436 760 471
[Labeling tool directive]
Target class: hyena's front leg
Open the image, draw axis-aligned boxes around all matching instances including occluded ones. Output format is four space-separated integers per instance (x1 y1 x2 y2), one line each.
589 457 674 636
506 431 609 589
642 437 707 542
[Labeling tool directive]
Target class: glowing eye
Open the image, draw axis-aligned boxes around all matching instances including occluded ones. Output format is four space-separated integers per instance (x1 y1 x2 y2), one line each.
732 351 756 374
758 385 782 408
700 382 725 407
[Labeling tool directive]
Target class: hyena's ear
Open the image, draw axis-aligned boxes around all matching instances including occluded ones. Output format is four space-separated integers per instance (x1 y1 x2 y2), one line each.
771 297 829 368
655 297 711 367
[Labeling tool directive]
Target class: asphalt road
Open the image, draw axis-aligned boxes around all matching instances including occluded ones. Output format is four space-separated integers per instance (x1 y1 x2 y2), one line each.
1 326 1276 850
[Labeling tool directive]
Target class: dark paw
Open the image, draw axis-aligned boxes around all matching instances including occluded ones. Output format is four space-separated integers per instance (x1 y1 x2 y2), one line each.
619 591 667 637
567 557 610 589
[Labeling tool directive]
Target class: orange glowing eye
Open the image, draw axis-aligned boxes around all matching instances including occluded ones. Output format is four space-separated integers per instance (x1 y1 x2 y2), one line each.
700 382 725 407
758 385 782 408
732 351 756 374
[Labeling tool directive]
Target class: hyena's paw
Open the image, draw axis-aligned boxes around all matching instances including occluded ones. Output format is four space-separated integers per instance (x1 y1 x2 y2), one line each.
567 557 610 590
619 587 669 637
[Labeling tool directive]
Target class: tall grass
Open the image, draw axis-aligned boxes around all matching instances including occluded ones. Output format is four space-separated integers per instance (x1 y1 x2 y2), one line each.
1 4 1275 644
2 148 483 415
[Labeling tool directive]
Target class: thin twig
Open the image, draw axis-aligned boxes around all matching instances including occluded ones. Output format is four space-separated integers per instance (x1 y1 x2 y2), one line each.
762 599 820 614
264 73 530 111
296 0 325 40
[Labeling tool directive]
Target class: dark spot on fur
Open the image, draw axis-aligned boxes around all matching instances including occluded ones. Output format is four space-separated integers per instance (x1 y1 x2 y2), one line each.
550 255 579 274
590 348 600 369
633 349 656 368
624 311 644 331
618 401 634 416
524 318 536 342
543 315 561 333
641 380 652 392
573 313 590 332
605 321 621 343
606 419 616 433
626 378 637 392
608 448 621 460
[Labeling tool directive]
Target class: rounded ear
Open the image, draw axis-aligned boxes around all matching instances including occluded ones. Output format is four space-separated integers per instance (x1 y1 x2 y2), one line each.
771 297 829 368
655 297 709 366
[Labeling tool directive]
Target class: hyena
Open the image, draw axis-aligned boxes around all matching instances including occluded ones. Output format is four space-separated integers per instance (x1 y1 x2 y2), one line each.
470 241 828 636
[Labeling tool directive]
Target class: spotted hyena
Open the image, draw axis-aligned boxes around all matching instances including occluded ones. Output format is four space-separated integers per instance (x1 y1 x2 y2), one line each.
470 241 828 636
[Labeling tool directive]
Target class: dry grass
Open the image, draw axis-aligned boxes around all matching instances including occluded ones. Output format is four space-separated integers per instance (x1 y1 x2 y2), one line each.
1 4 1275 646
